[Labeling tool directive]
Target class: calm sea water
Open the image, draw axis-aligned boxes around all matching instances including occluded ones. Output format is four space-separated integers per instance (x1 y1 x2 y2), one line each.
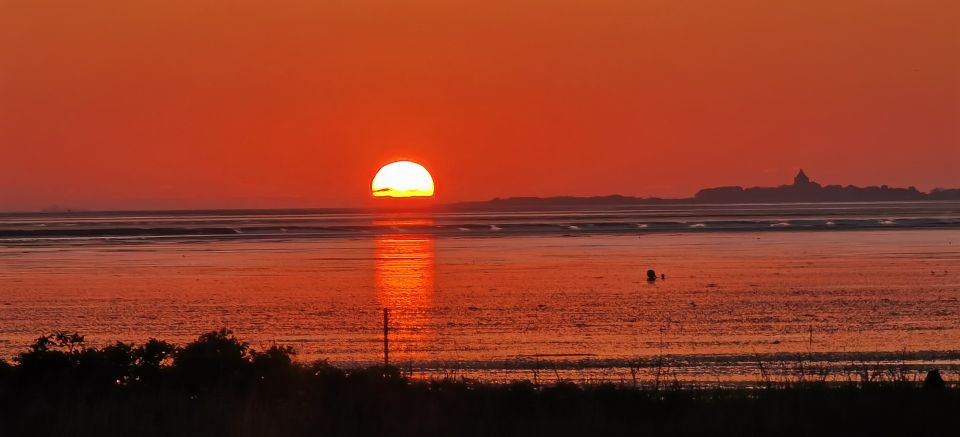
1 203 959 382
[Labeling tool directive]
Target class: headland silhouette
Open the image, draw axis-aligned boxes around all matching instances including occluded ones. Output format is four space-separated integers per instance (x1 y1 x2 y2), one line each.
695 169 960 203
449 170 960 210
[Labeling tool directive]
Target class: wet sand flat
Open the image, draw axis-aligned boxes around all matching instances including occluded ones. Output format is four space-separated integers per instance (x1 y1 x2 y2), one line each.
1 229 958 380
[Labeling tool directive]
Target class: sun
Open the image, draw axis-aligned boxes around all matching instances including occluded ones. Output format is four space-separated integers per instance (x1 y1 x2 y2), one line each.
371 161 435 198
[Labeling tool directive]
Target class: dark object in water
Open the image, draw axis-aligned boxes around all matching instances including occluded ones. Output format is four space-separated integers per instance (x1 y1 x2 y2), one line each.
647 269 657 281
661 273 666 280
924 369 945 390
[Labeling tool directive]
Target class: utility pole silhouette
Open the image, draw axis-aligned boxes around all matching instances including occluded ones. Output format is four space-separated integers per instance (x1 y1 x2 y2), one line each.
383 308 390 367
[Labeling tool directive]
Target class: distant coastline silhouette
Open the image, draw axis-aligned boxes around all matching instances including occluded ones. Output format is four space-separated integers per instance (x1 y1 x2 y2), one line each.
21 170 960 215
451 170 960 210
694 169 958 203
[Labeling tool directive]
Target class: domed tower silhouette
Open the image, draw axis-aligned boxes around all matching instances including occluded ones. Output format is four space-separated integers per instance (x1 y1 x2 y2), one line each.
794 169 811 186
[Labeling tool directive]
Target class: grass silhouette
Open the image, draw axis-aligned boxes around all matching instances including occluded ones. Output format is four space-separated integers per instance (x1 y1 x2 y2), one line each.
0 329 955 436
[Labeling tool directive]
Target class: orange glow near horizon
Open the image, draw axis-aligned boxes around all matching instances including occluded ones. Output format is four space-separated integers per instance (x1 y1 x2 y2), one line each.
0 1 957 211
372 161 435 198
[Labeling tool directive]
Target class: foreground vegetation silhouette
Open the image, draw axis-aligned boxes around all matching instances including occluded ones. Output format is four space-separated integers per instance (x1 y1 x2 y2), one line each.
0 330 955 436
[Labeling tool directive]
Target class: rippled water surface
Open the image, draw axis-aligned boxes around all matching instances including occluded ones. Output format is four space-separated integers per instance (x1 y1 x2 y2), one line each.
1 205 959 381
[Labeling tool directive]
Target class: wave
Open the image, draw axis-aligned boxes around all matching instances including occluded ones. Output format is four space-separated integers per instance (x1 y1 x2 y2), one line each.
2 205 959 243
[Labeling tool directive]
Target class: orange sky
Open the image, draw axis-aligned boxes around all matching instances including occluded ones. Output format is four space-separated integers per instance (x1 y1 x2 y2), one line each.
1 0 958 210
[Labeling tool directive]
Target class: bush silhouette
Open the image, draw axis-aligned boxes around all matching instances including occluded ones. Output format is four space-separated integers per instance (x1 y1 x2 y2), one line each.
0 329 955 437
132 338 177 384
173 328 249 391
251 344 296 374
14 332 84 391
74 342 133 391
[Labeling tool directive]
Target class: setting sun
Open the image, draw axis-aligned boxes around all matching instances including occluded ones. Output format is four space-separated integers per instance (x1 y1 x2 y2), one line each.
371 161 435 198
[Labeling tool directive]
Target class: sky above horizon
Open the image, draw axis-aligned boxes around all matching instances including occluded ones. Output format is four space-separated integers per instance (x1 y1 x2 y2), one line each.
1 0 958 211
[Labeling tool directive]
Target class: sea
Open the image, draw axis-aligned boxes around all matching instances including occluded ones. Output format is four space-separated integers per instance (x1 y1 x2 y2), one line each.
2 202 959 383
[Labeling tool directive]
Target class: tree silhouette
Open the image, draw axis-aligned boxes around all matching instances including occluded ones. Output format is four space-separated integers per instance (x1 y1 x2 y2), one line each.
173 328 249 392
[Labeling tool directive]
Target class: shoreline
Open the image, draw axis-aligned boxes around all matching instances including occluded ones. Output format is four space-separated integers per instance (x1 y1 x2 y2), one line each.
3 331 959 385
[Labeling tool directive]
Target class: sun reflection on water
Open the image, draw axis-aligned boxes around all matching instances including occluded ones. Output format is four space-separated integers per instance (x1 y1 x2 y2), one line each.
374 225 436 362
